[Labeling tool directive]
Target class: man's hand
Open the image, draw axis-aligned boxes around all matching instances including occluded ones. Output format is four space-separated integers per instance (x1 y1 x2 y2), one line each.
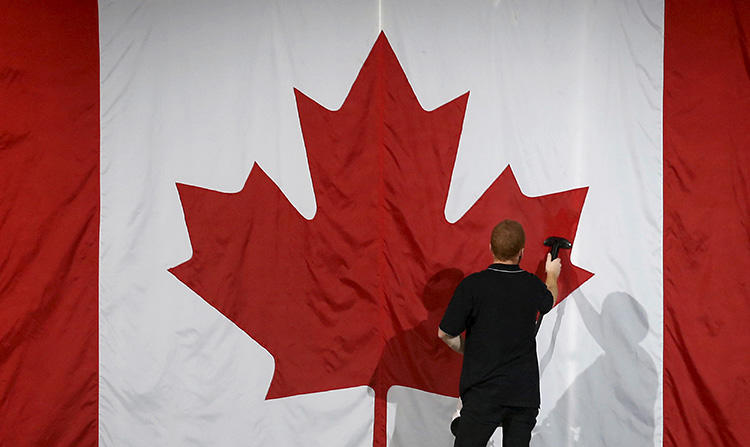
545 252 562 278
438 328 465 354
545 253 561 305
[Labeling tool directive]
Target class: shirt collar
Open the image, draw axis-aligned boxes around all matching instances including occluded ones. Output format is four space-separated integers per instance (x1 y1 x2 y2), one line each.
487 263 522 272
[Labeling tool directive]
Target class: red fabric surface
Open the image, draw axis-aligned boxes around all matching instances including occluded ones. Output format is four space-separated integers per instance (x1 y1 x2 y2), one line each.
664 0 750 445
0 1 99 445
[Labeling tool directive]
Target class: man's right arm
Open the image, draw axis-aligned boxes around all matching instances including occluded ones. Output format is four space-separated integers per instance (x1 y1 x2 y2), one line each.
545 252 561 306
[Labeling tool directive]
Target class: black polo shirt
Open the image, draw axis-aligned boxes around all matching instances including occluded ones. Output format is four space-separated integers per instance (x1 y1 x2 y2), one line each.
439 264 554 418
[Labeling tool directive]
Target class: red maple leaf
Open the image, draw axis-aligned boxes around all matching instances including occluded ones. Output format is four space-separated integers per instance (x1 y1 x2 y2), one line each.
170 33 592 446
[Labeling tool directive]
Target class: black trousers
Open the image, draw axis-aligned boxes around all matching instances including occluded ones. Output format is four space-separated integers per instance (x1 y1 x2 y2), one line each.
453 406 539 447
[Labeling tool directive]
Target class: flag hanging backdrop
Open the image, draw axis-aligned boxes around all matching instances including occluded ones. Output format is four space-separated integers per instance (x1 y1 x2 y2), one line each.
0 1 747 446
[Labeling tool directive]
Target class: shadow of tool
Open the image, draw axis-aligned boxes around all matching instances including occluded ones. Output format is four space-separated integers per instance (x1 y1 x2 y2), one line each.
533 292 657 446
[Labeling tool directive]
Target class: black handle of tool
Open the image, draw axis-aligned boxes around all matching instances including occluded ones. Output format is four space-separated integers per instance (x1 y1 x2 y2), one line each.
536 237 572 335
535 248 560 336
550 245 560 260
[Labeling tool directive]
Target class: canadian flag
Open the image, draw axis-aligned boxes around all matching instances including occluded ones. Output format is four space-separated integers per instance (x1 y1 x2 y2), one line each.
1 1 747 447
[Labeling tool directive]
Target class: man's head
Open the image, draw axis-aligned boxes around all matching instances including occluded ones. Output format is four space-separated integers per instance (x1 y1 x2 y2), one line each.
490 219 525 262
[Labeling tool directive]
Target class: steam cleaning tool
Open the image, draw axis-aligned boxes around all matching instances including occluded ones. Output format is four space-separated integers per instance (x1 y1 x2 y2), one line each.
543 236 572 259
535 236 572 335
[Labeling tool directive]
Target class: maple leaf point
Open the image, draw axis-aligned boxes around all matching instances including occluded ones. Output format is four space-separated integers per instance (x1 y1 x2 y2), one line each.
170 33 592 447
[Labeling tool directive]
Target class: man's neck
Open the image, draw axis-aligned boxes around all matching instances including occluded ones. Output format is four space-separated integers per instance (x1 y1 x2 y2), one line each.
493 257 519 265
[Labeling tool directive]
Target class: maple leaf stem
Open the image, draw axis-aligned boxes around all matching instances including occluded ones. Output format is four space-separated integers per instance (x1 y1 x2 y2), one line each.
373 385 388 447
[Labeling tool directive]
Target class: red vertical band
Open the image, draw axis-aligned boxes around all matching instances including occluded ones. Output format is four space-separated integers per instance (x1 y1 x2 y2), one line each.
664 0 750 445
0 1 99 445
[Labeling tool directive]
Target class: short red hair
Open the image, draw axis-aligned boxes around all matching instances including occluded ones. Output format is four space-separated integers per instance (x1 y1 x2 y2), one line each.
491 220 525 260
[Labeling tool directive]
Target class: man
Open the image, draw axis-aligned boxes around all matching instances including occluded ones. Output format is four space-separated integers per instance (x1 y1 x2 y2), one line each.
438 219 561 447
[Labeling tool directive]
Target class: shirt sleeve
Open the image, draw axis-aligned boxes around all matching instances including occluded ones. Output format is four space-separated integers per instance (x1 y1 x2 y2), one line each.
439 279 472 337
536 277 554 315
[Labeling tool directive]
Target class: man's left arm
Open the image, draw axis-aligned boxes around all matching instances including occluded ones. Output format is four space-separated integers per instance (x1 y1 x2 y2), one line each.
439 279 470 354
438 328 465 354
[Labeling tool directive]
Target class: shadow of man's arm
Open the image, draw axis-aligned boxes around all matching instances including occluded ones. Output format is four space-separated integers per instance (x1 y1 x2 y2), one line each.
539 301 566 374
575 292 605 350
